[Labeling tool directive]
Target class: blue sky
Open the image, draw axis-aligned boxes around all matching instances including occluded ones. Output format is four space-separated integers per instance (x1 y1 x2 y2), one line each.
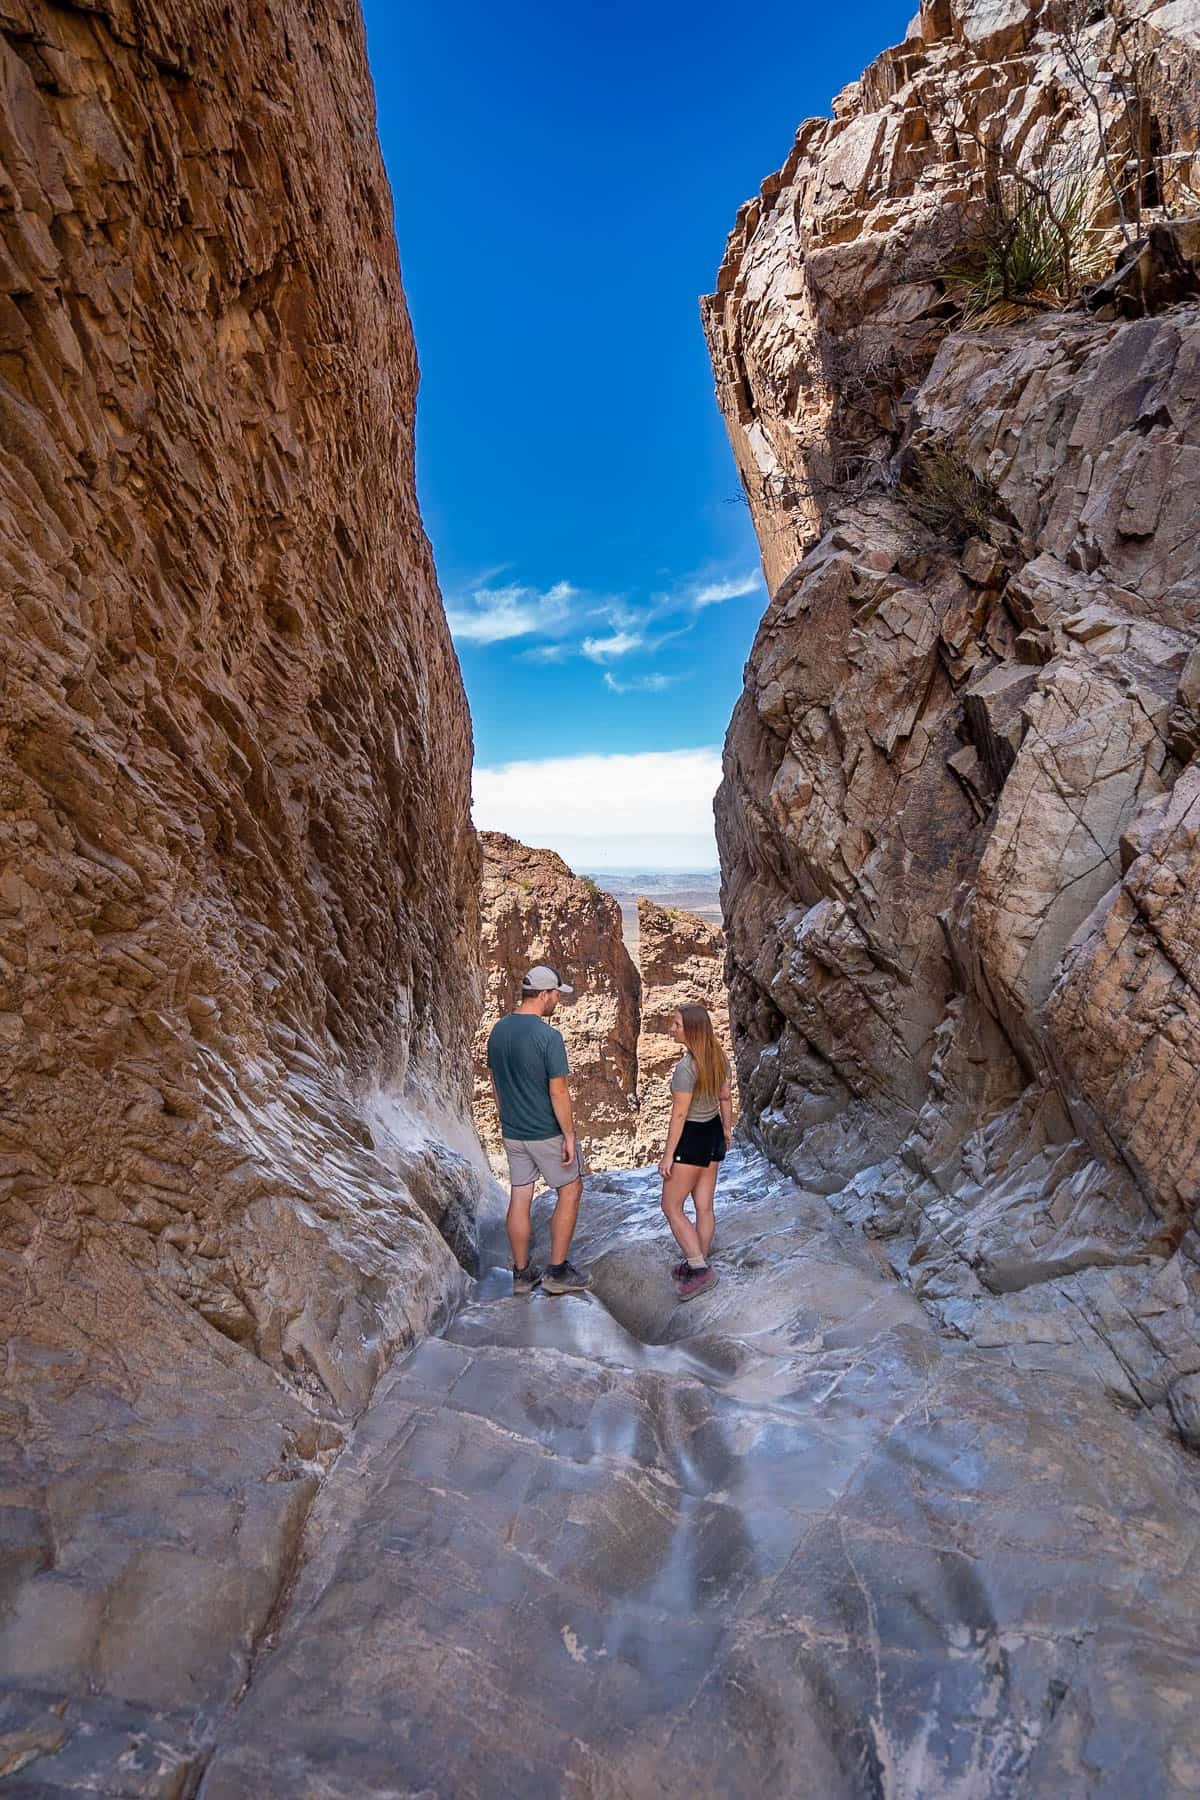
361 0 912 864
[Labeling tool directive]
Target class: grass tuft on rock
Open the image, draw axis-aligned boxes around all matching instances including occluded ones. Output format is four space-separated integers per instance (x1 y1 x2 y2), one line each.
898 446 1005 546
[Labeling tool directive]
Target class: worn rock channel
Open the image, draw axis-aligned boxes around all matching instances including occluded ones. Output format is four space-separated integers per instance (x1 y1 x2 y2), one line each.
169 1152 1200 1798
5 0 1200 1793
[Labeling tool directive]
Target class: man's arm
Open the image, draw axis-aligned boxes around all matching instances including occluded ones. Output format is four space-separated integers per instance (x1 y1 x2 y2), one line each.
489 1069 502 1126
548 1076 575 1164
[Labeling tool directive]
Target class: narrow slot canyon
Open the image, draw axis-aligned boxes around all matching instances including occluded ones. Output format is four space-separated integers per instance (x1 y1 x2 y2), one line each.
3 0 1200 1794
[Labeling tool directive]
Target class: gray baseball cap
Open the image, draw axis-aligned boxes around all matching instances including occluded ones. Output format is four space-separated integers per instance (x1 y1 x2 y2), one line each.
521 964 574 996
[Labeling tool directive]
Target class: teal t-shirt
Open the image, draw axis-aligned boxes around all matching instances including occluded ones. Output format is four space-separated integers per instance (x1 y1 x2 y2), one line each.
486 1012 569 1140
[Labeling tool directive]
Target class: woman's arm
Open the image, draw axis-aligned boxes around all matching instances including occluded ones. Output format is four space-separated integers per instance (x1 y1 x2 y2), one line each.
658 1091 691 1180
719 1083 734 1148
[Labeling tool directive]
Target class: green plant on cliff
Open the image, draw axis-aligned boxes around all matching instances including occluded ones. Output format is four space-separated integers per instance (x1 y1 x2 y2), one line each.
944 166 1109 325
898 446 1004 546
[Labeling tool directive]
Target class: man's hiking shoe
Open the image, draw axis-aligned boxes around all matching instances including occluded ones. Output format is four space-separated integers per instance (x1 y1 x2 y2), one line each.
675 1264 717 1303
542 1260 591 1295
512 1263 542 1295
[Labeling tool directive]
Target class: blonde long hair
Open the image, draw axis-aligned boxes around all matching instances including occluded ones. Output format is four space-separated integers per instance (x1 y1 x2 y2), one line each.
680 1003 727 1100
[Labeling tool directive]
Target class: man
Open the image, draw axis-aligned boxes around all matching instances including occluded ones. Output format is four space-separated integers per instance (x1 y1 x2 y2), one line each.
486 964 591 1296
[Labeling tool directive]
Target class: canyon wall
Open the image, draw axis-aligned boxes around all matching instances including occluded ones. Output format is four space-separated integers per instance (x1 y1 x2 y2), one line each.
704 0 1200 1429
634 897 735 1162
0 0 481 1773
474 832 641 1171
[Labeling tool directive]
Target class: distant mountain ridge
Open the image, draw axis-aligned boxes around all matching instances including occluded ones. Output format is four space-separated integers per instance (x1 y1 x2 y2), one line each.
580 868 723 955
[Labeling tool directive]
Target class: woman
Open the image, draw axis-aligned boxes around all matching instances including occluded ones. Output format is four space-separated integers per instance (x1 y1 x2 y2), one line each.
657 1003 733 1302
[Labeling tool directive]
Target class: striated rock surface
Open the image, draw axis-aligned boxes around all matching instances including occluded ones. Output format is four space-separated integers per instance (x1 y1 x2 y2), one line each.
474 833 640 1172
634 896 735 1163
0 0 482 1774
169 1158 1200 1797
705 0 1200 1428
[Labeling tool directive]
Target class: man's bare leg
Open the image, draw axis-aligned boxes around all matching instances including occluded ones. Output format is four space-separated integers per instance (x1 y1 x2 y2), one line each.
506 1182 536 1268
548 1177 582 1265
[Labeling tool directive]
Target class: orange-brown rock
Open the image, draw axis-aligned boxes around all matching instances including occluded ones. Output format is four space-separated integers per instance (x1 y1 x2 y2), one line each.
706 0 1200 1423
633 897 734 1163
703 0 1200 595
0 0 481 1774
474 833 640 1172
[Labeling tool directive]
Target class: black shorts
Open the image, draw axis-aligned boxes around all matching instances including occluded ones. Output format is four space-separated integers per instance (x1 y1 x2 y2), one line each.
673 1117 726 1167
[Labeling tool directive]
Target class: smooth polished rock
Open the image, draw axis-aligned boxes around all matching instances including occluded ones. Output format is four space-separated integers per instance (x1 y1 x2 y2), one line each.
190 1156 1200 1799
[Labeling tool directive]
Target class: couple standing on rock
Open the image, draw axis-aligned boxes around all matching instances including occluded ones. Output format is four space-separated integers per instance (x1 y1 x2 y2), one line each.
486 964 734 1302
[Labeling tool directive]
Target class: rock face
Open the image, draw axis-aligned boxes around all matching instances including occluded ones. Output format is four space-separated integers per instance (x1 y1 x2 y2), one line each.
704 0 1200 595
0 0 481 1771
474 833 640 1171
704 0 1200 1426
162 1158 1200 1797
634 897 735 1163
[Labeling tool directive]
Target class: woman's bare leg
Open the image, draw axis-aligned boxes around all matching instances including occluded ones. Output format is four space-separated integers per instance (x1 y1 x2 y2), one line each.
661 1164 704 1261
692 1164 719 1258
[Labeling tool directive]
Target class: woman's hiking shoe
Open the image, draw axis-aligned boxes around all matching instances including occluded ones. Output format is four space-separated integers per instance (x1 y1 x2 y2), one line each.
542 1260 591 1295
672 1254 715 1280
675 1264 717 1303
512 1263 542 1295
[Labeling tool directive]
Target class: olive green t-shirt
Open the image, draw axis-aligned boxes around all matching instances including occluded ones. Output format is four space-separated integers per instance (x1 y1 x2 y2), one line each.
486 1012 569 1140
670 1050 721 1122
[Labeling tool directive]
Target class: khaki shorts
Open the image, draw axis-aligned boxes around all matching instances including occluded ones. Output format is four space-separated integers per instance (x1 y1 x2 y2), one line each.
503 1134 585 1191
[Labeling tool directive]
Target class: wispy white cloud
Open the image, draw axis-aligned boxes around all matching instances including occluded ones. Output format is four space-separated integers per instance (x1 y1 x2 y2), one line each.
520 643 572 664
581 630 643 662
691 571 762 609
474 748 722 851
446 565 763 656
446 579 577 645
603 671 681 694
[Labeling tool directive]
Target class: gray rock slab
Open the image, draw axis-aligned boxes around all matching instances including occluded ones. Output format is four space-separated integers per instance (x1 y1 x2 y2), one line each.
188 1154 1200 1799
